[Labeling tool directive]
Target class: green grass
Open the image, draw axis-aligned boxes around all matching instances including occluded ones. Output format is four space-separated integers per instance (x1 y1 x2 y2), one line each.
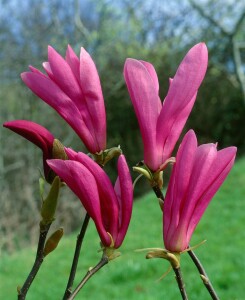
1 157 245 300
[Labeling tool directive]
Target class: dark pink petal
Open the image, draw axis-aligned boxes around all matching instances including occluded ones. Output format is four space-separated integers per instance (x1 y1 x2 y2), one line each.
65 147 78 160
164 130 197 250
71 151 119 240
124 58 161 170
3 120 54 179
163 131 236 253
114 155 133 248
80 47 107 151
47 159 111 246
175 143 217 240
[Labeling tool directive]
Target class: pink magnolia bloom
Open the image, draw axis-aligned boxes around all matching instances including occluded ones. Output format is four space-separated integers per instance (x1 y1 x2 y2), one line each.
3 120 54 180
21 45 106 154
124 43 208 171
47 152 133 249
163 130 237 252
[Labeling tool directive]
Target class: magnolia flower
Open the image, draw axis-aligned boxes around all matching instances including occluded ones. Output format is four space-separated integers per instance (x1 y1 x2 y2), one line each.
3 120 55 181
163 130 237 253
124 43 208 171
21 45 106 154
47 152 133 249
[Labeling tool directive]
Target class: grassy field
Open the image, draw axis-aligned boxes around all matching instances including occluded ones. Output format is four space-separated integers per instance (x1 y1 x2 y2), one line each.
1 157 245 300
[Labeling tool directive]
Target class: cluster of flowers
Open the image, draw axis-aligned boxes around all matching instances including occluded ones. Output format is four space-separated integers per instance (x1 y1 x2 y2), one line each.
4 43 236 279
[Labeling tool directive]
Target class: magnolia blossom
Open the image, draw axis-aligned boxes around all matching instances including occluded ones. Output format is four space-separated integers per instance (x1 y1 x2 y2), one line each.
21 45 106 154
47 152 133 249
163 130 237 253
124 43 208 171
3 120 54 180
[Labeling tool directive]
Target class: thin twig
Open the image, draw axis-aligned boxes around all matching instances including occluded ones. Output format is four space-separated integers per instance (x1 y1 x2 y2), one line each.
63 213 90 299
188 250 220 300
67 255 109 300
18 223 51 300
173 267 189 300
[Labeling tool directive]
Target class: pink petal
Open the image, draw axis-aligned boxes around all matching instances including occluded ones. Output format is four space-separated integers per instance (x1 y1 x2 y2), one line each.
79 47 107 151
47 46 84 110
164 130 197 249
159 92 197 164
124 58 161 170
72 151 119 239
176 143 217 235
157 43 208 161
139 61 159 94
114 155 133 248
29 66 47 78
42 62 55 80
66 44 80 82
186 146 236 240
48 159 111 246
21 72 97 153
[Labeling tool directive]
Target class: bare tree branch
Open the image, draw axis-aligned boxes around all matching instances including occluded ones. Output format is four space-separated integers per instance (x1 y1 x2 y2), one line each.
189 0 245 102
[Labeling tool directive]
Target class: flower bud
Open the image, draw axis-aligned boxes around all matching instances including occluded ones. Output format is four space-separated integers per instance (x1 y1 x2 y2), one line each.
47 139 68 183
43 227 64 257
41 176 60 225
52 139 68 160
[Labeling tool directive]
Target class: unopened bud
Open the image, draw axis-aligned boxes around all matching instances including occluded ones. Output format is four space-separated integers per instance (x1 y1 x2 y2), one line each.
52 139 68 160
41 176 60 225
47 139 67 183
43 227 64 257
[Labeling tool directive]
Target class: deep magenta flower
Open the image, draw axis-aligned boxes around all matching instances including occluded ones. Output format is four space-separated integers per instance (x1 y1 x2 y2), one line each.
124 43 208 171
47 152 133 249
21 45 106 154
163 130 237 253
3 120 54 180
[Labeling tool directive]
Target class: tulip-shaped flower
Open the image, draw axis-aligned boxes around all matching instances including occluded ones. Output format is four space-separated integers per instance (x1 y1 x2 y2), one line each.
47 152 133 250
21 45 106 154
124 43 208 172
3 120 55 181
163 130 237 253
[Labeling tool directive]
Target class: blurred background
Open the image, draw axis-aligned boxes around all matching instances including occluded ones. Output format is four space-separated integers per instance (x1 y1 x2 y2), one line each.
1 0 245 254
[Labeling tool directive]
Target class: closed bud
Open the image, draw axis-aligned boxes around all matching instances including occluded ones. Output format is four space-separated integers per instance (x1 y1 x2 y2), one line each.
41 176 60 225
47 139 67 183
43 227 64 257
52 139 68 160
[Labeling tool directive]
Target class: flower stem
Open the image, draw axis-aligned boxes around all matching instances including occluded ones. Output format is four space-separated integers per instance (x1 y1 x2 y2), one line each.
188 250 220 300
173 266 189 300
152 185 165 200
17 223 51 300
63 213 90 300
67 255 109 300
